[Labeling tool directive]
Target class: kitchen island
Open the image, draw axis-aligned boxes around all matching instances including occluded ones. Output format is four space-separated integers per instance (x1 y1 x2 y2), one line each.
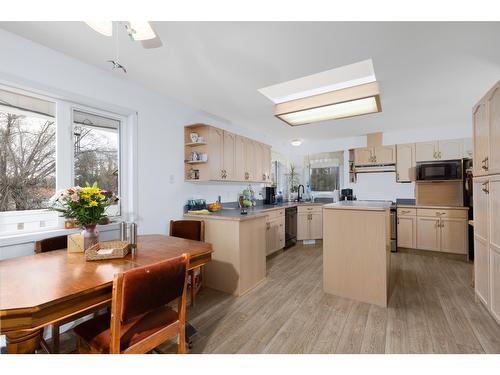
323 201 392 307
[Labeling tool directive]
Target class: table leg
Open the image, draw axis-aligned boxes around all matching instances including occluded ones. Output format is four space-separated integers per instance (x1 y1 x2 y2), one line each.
5 329 43 354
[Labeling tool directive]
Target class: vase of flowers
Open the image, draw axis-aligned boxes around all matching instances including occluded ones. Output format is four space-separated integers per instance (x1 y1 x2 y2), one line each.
50 182 118 250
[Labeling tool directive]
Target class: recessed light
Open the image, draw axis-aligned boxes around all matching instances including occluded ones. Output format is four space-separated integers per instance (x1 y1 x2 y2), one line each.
290 139 303 146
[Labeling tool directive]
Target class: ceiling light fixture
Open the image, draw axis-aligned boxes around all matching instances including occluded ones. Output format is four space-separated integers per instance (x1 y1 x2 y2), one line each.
85 21 113 37
290 139 303 146
275 82 381 126
126 21 156 41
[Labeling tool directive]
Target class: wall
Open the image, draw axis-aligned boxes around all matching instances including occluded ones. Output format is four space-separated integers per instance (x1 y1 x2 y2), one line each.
0 30 279 258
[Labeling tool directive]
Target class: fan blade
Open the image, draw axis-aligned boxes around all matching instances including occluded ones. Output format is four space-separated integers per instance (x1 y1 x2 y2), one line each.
141 36 163 49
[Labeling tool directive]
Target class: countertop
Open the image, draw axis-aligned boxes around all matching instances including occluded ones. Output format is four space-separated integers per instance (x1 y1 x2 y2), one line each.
397 204 469 210
323 201 392 211
184 201 325 221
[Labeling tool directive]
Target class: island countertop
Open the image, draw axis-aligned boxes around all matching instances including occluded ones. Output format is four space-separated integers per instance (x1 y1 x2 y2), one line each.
323 201 392 211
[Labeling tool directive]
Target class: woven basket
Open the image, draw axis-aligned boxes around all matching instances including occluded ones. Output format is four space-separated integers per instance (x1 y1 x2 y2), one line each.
85 240 130 261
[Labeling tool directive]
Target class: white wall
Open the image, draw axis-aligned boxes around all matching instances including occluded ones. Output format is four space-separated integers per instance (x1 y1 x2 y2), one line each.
0 30 277 257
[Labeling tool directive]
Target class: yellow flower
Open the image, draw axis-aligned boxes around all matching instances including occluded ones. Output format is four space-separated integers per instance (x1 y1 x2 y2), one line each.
87 201 98 207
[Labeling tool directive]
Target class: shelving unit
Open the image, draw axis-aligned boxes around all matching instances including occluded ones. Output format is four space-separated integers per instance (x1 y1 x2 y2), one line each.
184 124 211 181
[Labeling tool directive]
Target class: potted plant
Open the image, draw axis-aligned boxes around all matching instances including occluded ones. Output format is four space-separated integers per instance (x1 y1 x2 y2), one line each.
50 182 118 249
285 164 300 200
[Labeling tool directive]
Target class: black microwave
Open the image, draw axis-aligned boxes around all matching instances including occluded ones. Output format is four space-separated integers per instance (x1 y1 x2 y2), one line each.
416 160 462 181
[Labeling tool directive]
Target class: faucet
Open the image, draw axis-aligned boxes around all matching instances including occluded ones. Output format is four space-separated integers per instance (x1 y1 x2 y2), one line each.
297 185 305 202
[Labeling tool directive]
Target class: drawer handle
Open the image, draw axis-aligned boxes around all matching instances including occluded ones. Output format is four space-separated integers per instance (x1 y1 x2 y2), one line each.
482 181 489 194
401 210 411 214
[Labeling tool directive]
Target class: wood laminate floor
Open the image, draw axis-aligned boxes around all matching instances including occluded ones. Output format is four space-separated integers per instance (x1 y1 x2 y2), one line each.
3 242 499 354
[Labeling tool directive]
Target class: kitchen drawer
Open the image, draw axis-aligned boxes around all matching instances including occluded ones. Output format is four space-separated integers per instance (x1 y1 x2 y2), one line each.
266 208 285 219
397 207 417 216
416 208 468 219
297 205 323 213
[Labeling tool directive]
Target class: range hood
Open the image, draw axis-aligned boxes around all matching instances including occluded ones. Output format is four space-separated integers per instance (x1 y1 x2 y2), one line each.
355 164 396 173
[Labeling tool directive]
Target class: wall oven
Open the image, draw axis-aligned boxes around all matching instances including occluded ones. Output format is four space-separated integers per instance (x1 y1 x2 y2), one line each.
416 160 462 181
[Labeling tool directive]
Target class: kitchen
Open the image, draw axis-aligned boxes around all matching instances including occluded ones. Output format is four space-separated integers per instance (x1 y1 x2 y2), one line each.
1 20 500 360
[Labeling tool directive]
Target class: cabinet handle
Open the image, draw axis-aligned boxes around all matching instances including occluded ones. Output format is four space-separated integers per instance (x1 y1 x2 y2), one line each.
438 151 442 159
481 157 489 171
245 172 249 180
482 181 489 194
397 218 400 224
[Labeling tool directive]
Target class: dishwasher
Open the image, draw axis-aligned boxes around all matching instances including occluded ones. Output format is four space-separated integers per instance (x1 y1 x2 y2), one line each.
284 206 297 249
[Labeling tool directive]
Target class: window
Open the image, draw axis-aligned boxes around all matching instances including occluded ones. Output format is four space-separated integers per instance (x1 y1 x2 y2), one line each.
310 167 340 192
73 110 121 216
0 85 132 236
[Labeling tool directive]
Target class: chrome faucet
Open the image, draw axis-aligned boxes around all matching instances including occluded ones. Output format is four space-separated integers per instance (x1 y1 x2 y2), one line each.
297 184 305 202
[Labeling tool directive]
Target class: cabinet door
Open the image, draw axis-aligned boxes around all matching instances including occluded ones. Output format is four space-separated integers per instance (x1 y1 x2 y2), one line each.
396 143 415 182
397 216 416 249
374 145 396 164
234 135 246 181
309 212 323 240
475 237 490 307
416 216 440 251
490 177 500 321
244 138 255 181
297 213 309 240
254 142 264 182
440 218 467 254
222 131 236 180
209 127 224 180
473 101 489 176
487 85 500 174
490 247 500 323
473 178 489 243
438 139 463 161
262 145 271 182
354 148 373 165
415 141 438 162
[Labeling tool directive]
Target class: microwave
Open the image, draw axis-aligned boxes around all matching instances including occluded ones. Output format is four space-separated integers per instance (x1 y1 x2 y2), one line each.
416 160 462 181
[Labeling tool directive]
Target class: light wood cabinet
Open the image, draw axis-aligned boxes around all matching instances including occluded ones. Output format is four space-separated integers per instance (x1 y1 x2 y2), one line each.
473 101 489 176
297 206 323 240
354 148 373 165
396 143 415 182
266 210 285 255
309 212 323 240
487 85 500 174
185 124 271 183
297 213 309 241
490 176 500 323
415 139 463 162
440 218 467 254
415 141 438 162
374 145 396 164
475 238 490 307
416 216 441 251
491 247 500 323
397 215 416 248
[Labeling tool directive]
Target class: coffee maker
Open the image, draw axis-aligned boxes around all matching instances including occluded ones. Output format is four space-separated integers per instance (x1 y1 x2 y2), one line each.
340 188 355 201
264 186 277 205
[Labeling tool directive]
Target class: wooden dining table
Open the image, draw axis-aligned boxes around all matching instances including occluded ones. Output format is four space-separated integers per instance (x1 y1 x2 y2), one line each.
0 234 212 354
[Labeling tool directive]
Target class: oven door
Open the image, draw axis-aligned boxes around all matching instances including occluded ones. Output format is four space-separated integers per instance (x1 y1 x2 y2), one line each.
416 160 462 181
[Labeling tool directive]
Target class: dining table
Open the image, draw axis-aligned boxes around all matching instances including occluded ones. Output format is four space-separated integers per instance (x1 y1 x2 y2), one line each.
0 234 213 354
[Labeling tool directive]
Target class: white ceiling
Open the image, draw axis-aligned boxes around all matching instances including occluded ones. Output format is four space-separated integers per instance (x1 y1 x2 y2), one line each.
2 21 500 145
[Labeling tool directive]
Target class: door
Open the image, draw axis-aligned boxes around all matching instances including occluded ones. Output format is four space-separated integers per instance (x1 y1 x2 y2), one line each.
490 176 500 322
396 143 415 182
488 85 500 174
374 145 396 164
262 145 271 182
244 137 255 181
473 101 489 176
254 142 264 182
222 131 236 180
415 141 438 162
354 147 373 165
440 218 467 254
416 216 440 251
397 216 416 248
208 126 224 180
297 213 309 240
309 212 323 240
438 139 463 161
234 135 246 181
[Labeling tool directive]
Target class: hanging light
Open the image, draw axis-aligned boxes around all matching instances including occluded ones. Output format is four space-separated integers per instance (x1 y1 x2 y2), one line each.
85 21 113 37
126 21 157 41
290 139 303 146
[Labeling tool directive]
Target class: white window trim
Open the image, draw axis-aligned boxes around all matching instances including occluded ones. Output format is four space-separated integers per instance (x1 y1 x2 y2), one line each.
0 82 138 244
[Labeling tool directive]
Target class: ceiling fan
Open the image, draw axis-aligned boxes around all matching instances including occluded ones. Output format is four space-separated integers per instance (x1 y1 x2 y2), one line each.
85 21 163 49
85 21 162 73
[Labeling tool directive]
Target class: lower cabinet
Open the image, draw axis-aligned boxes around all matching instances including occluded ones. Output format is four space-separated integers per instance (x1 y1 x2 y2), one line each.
491 247 500 322
440 218 467 254
265 210 285 256
416 216 441 251
397 215 416 248
297 206 323 240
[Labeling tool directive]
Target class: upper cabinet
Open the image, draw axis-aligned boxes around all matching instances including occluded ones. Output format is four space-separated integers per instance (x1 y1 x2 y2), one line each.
354 145 395 165
396 143 415 182
185 124 271 183
487 84 500 175
415 139 464 162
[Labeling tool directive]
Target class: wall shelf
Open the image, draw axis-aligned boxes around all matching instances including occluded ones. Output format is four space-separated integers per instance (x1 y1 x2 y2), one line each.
185 160 207 164
185 142 207 147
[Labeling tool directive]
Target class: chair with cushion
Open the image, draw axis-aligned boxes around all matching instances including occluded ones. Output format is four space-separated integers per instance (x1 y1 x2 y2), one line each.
74 254 189 354
169 220 205 306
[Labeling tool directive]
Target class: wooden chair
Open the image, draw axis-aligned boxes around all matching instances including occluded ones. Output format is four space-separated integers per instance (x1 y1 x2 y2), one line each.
35 235 102 353
169 220 205 306
74 254 189 354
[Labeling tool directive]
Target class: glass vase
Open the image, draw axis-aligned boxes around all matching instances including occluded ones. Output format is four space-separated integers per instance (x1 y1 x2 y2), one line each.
83 224 100 250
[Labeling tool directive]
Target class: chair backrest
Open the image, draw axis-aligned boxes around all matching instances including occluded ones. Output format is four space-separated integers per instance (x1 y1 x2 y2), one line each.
35 235 68 253
118 254 189 322
169 220 205 242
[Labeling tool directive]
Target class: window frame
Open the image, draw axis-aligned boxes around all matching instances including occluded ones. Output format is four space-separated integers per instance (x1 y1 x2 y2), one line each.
309 166 340 193
0 83 137 239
